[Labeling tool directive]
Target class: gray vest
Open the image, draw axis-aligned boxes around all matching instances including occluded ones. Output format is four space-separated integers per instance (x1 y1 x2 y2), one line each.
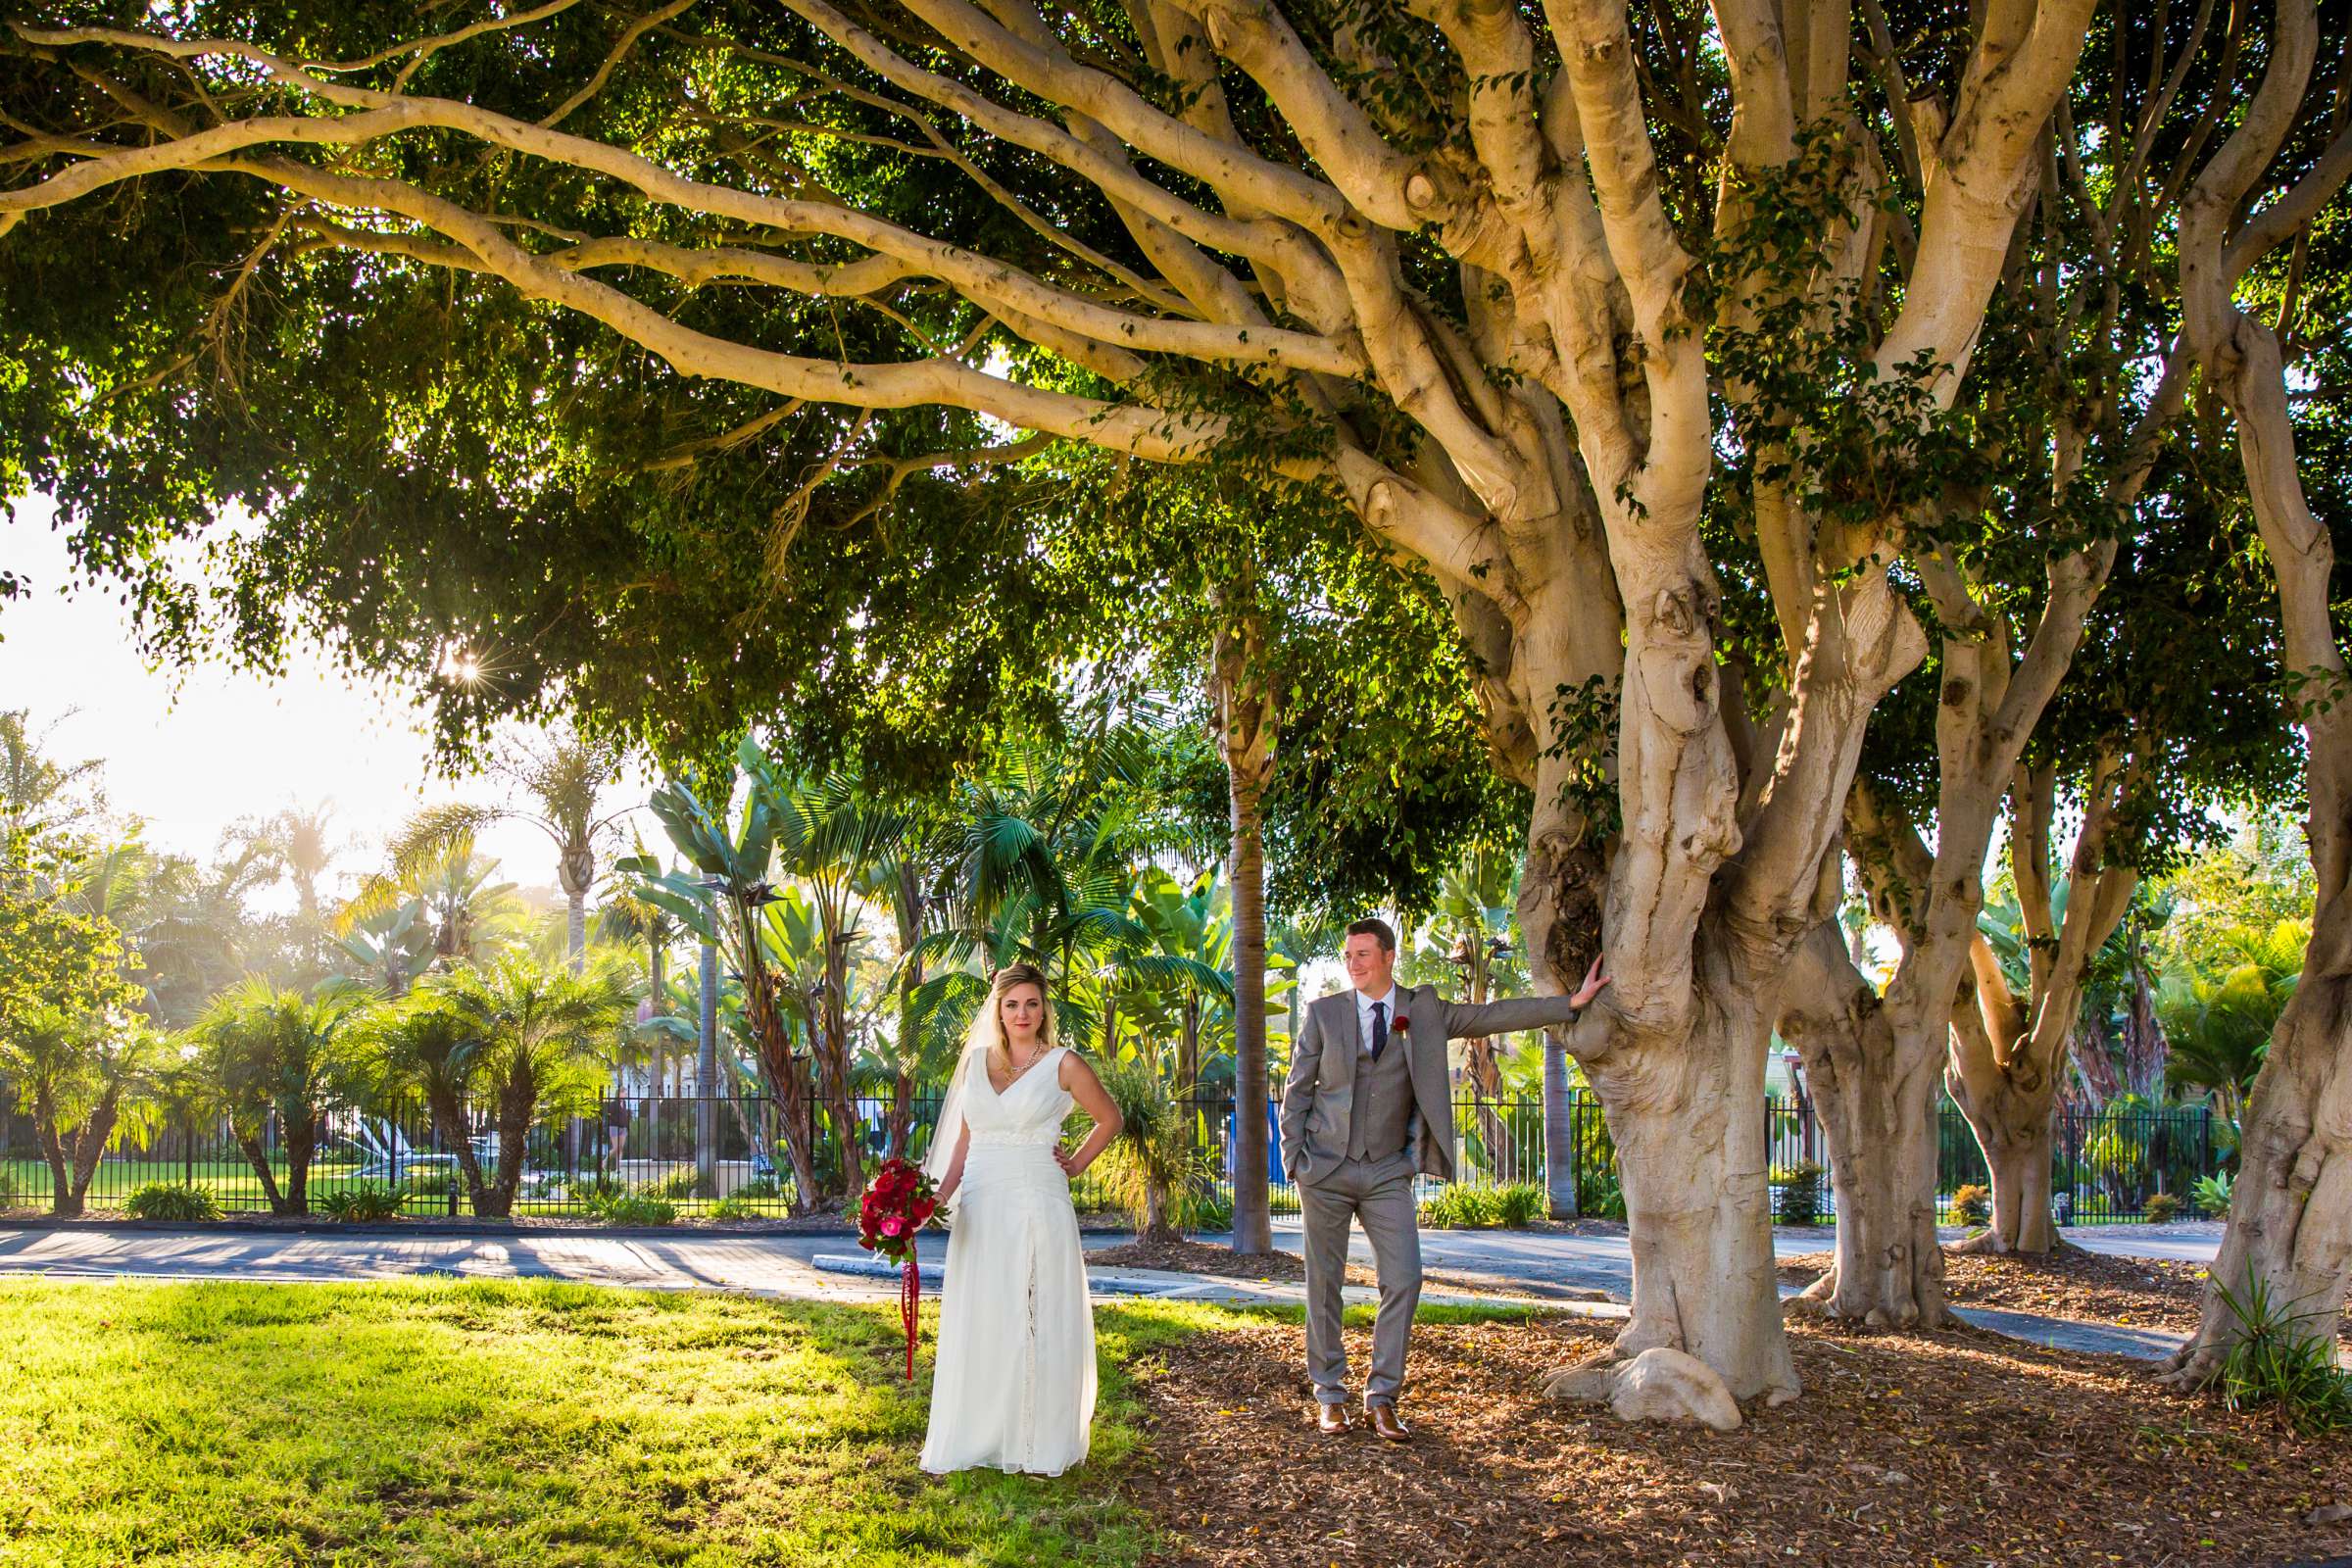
1347 1003 1415 1162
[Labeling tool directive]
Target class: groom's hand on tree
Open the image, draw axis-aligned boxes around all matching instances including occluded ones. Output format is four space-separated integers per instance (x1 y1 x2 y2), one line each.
1570 954 1612 1010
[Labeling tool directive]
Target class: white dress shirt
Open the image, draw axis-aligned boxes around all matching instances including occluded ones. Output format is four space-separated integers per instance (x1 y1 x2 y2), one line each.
1353 985 1400 1054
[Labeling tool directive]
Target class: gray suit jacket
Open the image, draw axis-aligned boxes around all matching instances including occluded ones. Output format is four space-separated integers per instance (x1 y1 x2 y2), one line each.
1278 984 1583 1187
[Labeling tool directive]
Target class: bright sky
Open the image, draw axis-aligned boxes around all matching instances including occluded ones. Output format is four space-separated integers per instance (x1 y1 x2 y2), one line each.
0 493 657 908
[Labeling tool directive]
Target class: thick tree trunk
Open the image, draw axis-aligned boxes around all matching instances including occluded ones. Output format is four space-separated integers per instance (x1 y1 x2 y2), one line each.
888 1068 913 1161
1543 930 1796 1410
424 1085 492 1215
561 838 593 975
2122 930 2168 1101
480 1071 538 1220
33 1089 74 1216
2165 0 2352 1386
2071 1011 2122 1109
284 1116 315 1215
1142 1174 1177 1247
2164 908 2352 1384
1585 978 1798 1404
1963 1110 2060 1256
1947 1002 2065 1256
1780 923 1951 1325
234 1130 289 1214
49 1088 124 1216
1224 724 1273 1253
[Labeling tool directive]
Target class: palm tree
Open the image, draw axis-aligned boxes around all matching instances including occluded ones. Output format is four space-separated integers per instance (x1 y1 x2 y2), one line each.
925 728 1167 1029
353 727 631 972
0 1004 161 1216
497 729 633 969
335 900 435 998
341 841 522 971
861 827 941 1157
374 953 635 1217
243 802 350 924
2162 919 2307 1137
774 773 909 1198
629 742 825 1211
1123 867 1237 1102
63 835 272 1029
1414 846 1528 1180
1210 569 1278 1252
596 844 689 1092
190 979 365 1214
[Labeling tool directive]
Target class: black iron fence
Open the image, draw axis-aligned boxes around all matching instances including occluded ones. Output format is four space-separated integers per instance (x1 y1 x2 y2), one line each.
0 1088 2221 1225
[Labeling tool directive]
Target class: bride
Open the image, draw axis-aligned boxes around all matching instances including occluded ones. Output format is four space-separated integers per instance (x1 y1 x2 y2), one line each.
920 961 1123 1476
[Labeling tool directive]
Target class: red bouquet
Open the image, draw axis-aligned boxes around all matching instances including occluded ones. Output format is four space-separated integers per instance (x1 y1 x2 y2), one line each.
858 1157 940 1380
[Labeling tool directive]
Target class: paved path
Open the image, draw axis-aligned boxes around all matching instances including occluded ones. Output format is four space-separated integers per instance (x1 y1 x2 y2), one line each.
1265 1217 2224 1304
0 1217 2220 1361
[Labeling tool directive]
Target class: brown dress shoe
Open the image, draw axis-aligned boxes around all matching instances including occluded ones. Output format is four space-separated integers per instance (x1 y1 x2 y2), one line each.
1366 1401 1411 1443
1316 1402 1352 1436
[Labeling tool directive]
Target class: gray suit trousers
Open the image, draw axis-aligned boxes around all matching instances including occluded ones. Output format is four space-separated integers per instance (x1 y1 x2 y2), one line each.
1299 1150 1423 1407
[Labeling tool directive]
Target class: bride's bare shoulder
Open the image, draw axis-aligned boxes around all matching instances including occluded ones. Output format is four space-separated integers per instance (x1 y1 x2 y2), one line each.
1055 1046 1101 1086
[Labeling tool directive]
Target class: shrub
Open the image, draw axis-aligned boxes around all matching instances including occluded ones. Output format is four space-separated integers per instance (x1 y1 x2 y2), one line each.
1174 1186 1234 1233
1951 1184 1992 1226
320 1183 409 1222
2200 1273 2352 1434
1774 1161 1826 1227
1495 1184 1546 1228
708 1196 765 1220
1579 1170 1629 1221
587 1194 678 1226
2144 1192 2185 1224
2193 1172 2234 1218
122 1182 221 1222
730 1175 782 1200
1094 1059 1212 1241
637 1167 704 1201
0 1171 21 1209
1421 1186 1505 1228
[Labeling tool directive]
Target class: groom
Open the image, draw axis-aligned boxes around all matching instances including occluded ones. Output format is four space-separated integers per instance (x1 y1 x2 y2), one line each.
1279 917 1607 1440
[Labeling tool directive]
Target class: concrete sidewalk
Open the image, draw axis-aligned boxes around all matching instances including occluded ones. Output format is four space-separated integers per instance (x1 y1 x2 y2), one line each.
0 1218 2206 1361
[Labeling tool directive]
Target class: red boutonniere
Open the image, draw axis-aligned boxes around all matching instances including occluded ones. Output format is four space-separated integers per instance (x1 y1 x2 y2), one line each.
1390 1012 1411 1037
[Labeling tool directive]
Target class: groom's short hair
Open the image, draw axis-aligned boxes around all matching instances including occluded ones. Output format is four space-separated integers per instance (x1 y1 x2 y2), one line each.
1345 917 1396 952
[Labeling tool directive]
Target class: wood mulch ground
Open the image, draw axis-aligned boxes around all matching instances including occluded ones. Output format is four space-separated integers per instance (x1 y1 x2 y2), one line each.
1122 1311 2352 1567
1780 1244 2352 1342
1085 1237 1611 1301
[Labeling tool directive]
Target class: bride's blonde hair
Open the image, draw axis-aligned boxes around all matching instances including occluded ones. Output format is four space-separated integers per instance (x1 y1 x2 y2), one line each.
972 961 1056 1078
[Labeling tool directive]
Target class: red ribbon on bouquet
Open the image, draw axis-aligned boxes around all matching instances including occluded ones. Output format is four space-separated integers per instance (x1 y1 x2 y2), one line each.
859 1157 940 1382
900 1255 920 1381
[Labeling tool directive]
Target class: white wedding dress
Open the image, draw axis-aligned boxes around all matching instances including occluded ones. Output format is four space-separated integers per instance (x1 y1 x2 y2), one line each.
920 1044 1098 1476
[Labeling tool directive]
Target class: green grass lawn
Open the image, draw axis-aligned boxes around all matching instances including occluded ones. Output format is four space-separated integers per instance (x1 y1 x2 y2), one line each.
0 1278 1216 1567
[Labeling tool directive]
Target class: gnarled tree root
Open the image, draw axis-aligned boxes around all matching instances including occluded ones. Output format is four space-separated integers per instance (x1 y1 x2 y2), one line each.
1540 1346 1765 1430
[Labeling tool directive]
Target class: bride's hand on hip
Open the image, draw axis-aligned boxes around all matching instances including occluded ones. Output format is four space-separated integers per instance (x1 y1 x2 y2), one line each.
1054 1146 1080 1177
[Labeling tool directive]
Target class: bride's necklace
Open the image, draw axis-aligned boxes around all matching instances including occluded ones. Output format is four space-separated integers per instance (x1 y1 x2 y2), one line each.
1002 1041 1048 1085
